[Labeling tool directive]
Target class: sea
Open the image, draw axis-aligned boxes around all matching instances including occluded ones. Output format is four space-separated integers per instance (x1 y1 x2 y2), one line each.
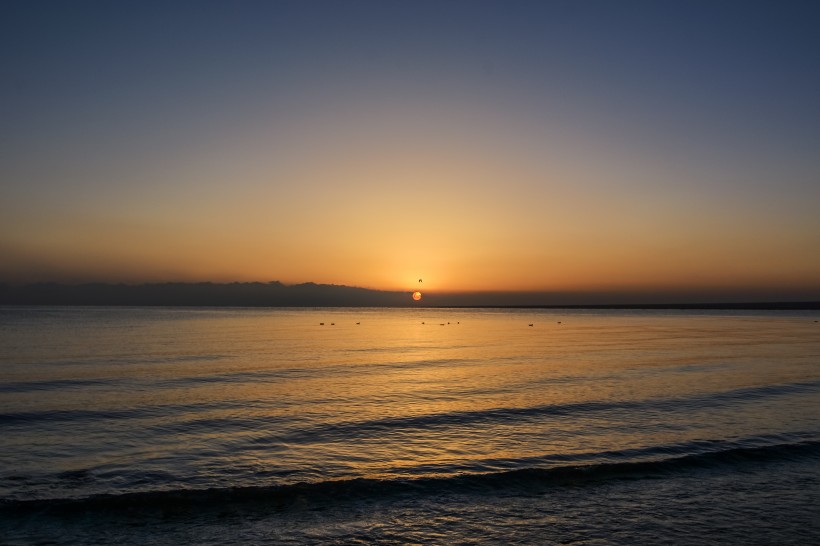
1 306 818 545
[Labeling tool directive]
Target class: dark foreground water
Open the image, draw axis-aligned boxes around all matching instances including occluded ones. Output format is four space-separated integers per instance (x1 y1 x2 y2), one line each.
1 306 818 544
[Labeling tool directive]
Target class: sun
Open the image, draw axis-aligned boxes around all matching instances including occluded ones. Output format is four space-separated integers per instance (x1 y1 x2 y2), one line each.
412 291 422 301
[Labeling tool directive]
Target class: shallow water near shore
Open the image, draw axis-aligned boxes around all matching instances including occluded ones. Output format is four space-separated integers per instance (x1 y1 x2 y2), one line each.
1 306 819 544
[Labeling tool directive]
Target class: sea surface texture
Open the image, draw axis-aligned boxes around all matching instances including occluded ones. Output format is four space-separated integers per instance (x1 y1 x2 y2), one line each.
1 306 819 544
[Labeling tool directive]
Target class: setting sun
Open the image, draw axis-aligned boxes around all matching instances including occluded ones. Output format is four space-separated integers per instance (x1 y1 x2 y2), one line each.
412 291 422 301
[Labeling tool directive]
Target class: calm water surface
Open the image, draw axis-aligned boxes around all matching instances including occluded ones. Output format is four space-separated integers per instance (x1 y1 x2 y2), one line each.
1 306 819 544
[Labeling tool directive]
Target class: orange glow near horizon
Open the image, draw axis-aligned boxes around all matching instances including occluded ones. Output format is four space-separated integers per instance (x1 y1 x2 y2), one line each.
1 186 819 297
1 81 819 298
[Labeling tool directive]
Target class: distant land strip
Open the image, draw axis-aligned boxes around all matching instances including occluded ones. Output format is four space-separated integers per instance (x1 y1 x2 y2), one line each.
0 282 818 310
0 281 409 308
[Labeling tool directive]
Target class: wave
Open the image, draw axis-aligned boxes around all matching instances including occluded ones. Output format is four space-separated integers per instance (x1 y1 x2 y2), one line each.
0 356 471 395
2 377 818 429
4 439 819 516
284 379 820 440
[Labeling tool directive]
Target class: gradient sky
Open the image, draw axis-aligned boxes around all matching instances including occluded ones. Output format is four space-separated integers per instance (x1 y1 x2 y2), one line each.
2 1 819 299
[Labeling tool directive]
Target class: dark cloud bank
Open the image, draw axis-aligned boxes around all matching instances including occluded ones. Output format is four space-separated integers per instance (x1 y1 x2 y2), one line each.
0 282 818 309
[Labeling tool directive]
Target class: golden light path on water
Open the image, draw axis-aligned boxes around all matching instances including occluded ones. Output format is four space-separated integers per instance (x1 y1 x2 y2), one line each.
1 306 820 546
3 307 817 489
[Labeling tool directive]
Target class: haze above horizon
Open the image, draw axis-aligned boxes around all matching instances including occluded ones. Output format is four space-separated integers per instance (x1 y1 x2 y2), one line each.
2 1 819 302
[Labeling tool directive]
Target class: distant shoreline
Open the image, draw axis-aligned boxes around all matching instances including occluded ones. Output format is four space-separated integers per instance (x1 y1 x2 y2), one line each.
1 282 818 310
2 303 819 311
2 304 819 310
443 302 820 311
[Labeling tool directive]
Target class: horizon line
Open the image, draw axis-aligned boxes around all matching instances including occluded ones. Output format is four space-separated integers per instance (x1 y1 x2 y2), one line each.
1 280 818 310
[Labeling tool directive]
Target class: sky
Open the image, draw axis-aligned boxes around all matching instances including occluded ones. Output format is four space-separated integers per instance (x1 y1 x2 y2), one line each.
1 0 819 301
